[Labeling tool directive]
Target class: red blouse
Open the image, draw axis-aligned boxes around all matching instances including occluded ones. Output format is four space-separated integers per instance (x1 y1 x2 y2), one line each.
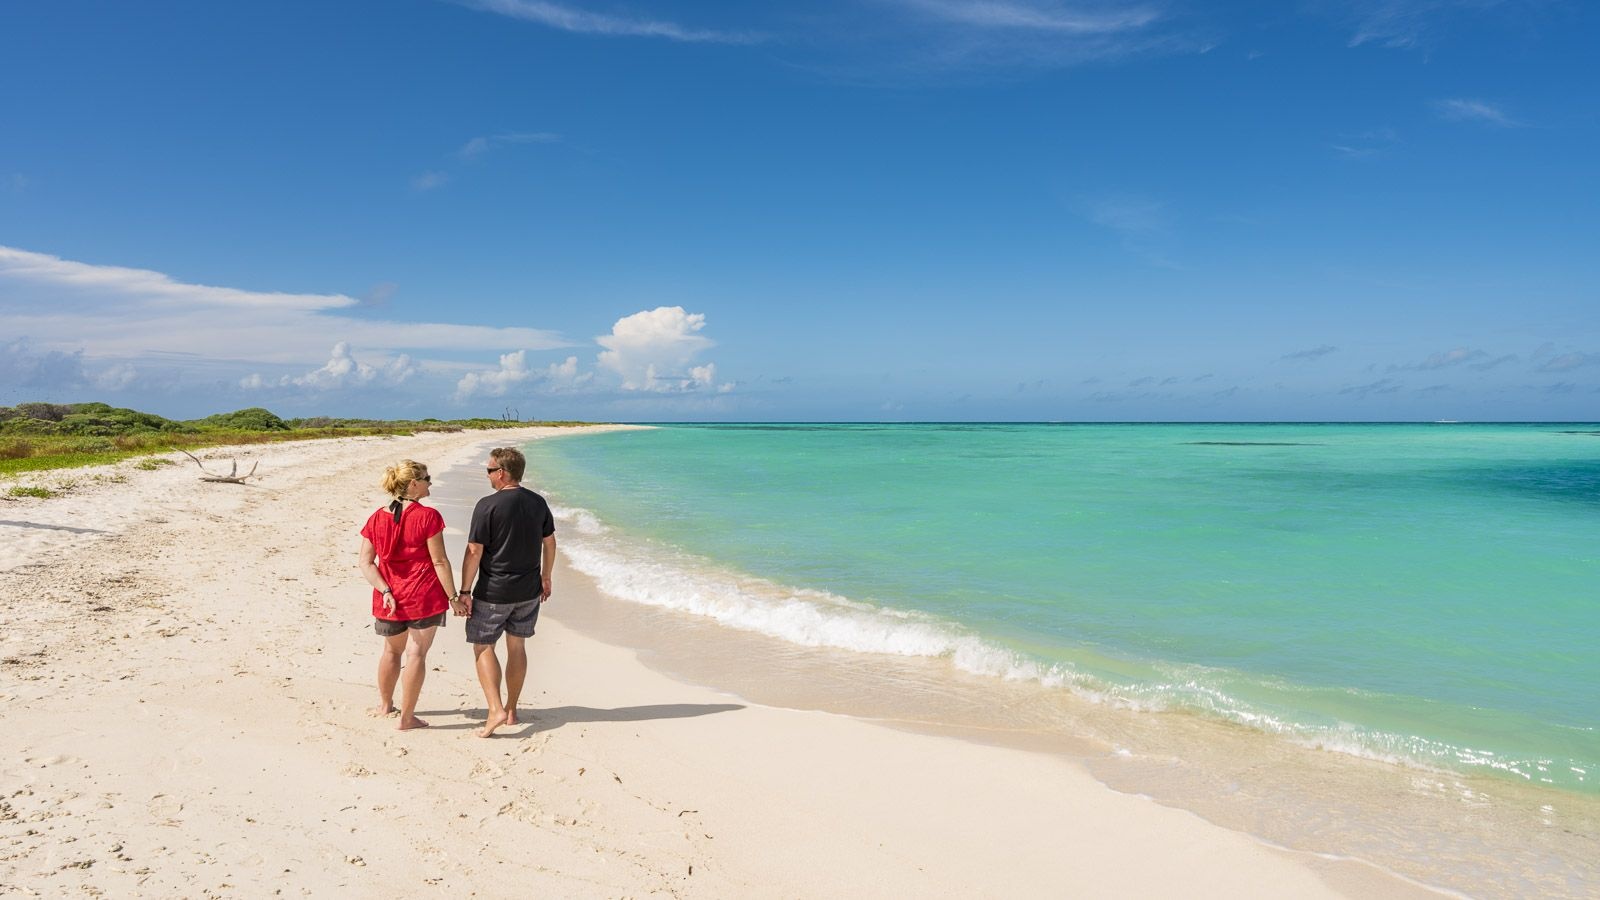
360 503 449 621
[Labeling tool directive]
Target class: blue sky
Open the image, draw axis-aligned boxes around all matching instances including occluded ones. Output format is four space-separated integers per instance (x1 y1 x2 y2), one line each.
2 0 1596 421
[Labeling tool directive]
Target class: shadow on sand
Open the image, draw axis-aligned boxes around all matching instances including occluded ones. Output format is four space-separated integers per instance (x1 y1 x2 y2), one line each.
413 702 745 736
0 519 111 535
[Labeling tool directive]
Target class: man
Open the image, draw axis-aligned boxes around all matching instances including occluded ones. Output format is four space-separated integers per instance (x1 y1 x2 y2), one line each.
455 446 556 738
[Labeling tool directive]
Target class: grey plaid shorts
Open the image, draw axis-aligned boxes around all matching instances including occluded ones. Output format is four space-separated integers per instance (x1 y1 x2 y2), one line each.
465 597 541 644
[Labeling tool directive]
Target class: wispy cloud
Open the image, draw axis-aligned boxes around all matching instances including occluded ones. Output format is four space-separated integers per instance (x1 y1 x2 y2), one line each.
410 170 451 192
1537 351 1600 373
1086 195 1167 235
458 132 562 160
1467 353 1517 371
1331 0 1512 50
1434 98 1517 127
895 0 1158 33
1282 344 1338 361
1330 127 1401 159
1388 347 1487 372
455 0 762 44
1339 377 1403 397
0 245 568 372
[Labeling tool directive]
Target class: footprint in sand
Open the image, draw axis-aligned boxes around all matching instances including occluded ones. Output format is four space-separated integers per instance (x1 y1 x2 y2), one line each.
147 794 183 823
341 764 375 778
467 760 503 784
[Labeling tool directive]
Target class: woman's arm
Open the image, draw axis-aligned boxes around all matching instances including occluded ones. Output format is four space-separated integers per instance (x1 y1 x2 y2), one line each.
358 537 395 615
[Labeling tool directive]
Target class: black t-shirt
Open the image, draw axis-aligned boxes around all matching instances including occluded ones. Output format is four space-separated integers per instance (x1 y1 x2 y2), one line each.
467 486 556 604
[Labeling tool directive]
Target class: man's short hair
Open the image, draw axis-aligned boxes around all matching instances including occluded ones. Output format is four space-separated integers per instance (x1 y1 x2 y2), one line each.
491 447 526 482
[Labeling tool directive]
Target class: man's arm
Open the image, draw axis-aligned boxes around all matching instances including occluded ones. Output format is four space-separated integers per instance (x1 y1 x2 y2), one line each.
459 542 483 616
541 534 557 601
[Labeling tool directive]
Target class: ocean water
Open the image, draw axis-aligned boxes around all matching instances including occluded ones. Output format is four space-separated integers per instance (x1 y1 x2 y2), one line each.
522 423 1600 795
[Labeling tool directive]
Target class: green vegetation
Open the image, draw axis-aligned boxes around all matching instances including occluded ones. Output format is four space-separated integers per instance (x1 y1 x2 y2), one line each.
0 402 593 475
6 485 59 499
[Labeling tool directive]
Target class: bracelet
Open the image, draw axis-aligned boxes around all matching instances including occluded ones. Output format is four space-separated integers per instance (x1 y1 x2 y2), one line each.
380 588 393 595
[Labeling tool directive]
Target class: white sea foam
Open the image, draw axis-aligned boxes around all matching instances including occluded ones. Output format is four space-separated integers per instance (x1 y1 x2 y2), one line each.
550 503 1080 687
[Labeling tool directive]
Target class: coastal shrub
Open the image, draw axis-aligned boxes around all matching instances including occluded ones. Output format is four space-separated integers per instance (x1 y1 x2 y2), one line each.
135 458 175 470
198 407 290 431
0 439 34 460
6 485 57 499
12 402 71 422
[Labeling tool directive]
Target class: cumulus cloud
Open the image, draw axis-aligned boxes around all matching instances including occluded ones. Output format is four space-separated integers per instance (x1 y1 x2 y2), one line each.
455 350 534 400
596 307 731 393
241 343 421 392
453 352 597 401
0 245 567 369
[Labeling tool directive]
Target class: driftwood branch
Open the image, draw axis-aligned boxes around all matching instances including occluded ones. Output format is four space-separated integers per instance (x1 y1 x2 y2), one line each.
180 450 260 484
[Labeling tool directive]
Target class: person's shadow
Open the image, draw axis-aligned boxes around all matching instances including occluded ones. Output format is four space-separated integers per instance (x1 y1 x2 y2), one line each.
416 703 745 736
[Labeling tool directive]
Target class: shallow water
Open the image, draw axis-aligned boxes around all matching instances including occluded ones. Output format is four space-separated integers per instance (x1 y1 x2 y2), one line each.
522 423 1600 796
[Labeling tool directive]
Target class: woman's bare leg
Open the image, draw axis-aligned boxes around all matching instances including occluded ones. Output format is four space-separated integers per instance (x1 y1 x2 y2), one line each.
396 625 438 731
375 631 407 716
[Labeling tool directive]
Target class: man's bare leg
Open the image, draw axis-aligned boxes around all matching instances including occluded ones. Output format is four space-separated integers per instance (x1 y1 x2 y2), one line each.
396 626 437 731
503 635 528 725
375 631 406 716
473 642 508 737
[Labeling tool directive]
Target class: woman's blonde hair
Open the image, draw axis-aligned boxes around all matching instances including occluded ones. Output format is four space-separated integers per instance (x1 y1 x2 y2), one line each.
381 459 429 498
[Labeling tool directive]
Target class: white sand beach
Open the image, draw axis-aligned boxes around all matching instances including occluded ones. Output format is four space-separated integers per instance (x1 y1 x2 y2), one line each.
0 427 1446 898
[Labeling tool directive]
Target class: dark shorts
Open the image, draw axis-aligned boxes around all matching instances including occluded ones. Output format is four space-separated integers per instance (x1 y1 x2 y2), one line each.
374 611 446 637
465 598 541 645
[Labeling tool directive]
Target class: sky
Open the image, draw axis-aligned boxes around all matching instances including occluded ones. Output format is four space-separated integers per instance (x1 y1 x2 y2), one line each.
1 0 1596 422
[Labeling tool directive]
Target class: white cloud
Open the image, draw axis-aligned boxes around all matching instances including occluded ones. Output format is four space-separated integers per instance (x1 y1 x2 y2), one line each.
1389 347 1488 372
0 245 568 368
92 364 139 391
1085 195 1167 235
457 0 760 44
1435 98 1516 127
897 0 1158 33
455 350 534 400
596 306 731 393
458 132 561 160
453 352 597 401
240 343 423 392
411 170 451 191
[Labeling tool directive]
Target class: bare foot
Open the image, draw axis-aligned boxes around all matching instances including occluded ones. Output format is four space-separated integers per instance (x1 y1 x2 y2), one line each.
370 704 398 718
477 710 509 738
396 716 430 731
504 708 518 726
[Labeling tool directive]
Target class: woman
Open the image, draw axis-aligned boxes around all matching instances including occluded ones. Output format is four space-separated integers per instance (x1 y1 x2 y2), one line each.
358 459 457 731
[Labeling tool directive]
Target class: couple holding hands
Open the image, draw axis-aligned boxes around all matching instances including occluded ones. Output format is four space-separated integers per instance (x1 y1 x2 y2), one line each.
357 446 555 737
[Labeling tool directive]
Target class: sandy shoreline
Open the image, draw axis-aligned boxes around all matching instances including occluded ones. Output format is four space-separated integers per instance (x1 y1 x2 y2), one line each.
2 427 1445 897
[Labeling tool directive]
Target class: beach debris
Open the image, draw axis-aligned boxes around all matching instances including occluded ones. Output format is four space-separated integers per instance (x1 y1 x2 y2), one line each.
180 450 259 484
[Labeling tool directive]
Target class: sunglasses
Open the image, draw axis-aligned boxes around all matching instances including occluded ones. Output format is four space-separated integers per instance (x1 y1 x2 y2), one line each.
486 466 503 474
418 474 432 482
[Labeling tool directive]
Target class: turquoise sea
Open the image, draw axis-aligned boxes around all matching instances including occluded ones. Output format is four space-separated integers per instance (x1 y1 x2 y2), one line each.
523 424 1600 795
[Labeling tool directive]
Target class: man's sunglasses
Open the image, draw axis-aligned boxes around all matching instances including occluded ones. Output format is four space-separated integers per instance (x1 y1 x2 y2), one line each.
486 466 503 474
